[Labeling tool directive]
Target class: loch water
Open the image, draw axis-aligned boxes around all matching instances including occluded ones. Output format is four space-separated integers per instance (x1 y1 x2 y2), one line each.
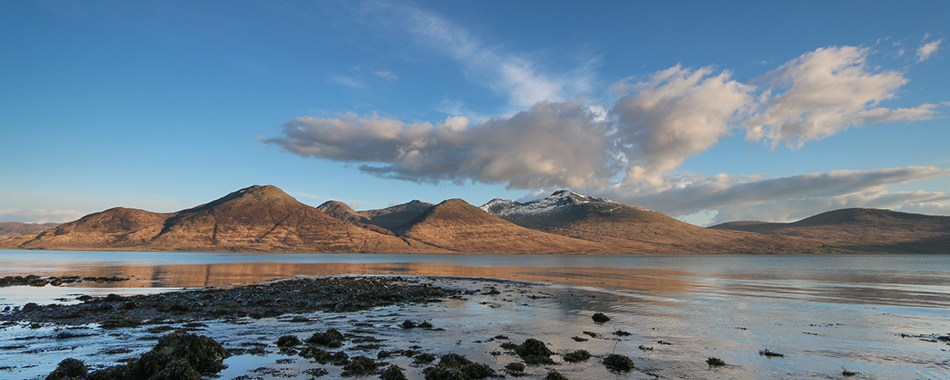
0 251 948 379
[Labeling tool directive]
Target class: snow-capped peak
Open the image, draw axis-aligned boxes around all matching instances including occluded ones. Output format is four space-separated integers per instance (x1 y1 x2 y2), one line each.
479 198 516 214
482 190 625 217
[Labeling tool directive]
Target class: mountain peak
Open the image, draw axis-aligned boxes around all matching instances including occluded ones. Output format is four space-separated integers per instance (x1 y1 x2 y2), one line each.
484 190 621 218
216 184 294 203
317 200 361 223
480 198 517 215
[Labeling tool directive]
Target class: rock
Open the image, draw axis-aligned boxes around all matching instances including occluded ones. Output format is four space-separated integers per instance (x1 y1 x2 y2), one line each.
306 328 345 348
341 355 378 376
501 338 554 365
591 313 610 323
56 331 228 380
544 369 568 380
504 362 525 375
276 335 302 347
706 357 726 367
379 364 407 380
45 358 88 380
563 350 591 363
422 353 495 380
603 354 634 372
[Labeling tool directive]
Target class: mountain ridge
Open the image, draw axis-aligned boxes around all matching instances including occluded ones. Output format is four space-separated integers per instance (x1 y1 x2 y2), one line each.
480 191 829 254
3 185 947 254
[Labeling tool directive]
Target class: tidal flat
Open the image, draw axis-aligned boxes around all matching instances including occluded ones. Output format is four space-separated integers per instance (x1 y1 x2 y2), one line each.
1 252 949 379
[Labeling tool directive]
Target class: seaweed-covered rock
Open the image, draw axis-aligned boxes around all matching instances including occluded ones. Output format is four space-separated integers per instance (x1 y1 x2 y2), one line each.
706 357 726 367
307 328 345 348
422 354 495 380
758 349 785 358
60 332 228 380
379 365 408 380
148 357 199 380
591 313 610 323
413 353 437 365
545 369 568 380
127 331 228 379
562 350 591 363
501 338 554 365
277 335 302 347
307 348 349 366
504 362 525 376
342 355 379 376
603 354 634 372
46 358 88 380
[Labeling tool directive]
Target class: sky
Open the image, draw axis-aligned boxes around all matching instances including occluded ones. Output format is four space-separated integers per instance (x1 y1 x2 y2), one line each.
1 0 948 226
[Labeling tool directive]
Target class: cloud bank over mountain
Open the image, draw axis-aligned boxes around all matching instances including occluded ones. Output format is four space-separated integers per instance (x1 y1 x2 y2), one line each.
264 45 946 223
260 2 946 224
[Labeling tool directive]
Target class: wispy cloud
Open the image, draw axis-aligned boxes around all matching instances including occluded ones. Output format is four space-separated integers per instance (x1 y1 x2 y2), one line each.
329 75 366 89
897 202 950 216
372 70 398 81
0 209 86 224
595 166 950 223
917 38 943 62
360 0 594 111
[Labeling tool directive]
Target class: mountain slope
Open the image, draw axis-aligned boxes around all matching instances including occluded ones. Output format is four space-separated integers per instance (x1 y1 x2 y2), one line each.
482 190 828 254
1 208 170 248
712 208 950 253
316 201 396 235
357 200 434 231
394 198 608 254
3 186 446 253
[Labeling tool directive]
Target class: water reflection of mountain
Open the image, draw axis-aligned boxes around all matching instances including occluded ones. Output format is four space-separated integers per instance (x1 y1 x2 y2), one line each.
39 262 696 293
28 259 950 310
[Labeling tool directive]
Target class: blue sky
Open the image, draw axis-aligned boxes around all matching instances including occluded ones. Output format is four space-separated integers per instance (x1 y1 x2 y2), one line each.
2 0 948 225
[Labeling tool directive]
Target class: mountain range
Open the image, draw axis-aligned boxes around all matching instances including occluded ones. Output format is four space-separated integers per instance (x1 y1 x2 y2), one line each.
2 185 947 254
0 222 60 241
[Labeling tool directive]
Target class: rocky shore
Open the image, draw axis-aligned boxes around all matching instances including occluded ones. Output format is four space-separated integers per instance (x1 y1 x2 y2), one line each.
1 276 458 327
1 276 647 380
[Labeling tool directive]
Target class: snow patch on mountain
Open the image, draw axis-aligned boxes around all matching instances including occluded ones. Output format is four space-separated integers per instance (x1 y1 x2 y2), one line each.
480 190 653 217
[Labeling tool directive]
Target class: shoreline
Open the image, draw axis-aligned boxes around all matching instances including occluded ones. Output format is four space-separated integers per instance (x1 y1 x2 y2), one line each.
2 265 948 379
3 275 652 380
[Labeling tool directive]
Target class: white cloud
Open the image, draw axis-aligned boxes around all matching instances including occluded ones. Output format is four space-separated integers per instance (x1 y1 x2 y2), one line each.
329 75 366 89
372 70 398 81
263 100 617 189
0 209 86 224
746 46 939 148
268 40 947 223
612 65 755 184
917 38 942 61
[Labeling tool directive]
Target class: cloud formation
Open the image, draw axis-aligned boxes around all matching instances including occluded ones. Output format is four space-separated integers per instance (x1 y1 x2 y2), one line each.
372 70 398 81
917 38 942 62
362 0 593 110
595 166 950 223
747 46 939 148
0 209 86 224
265 45 945 222
264 100 616 188
897 202 950 216
612 65 754 184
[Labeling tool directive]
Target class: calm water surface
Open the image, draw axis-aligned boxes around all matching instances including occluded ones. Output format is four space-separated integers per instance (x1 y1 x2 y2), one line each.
0 251 948 379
